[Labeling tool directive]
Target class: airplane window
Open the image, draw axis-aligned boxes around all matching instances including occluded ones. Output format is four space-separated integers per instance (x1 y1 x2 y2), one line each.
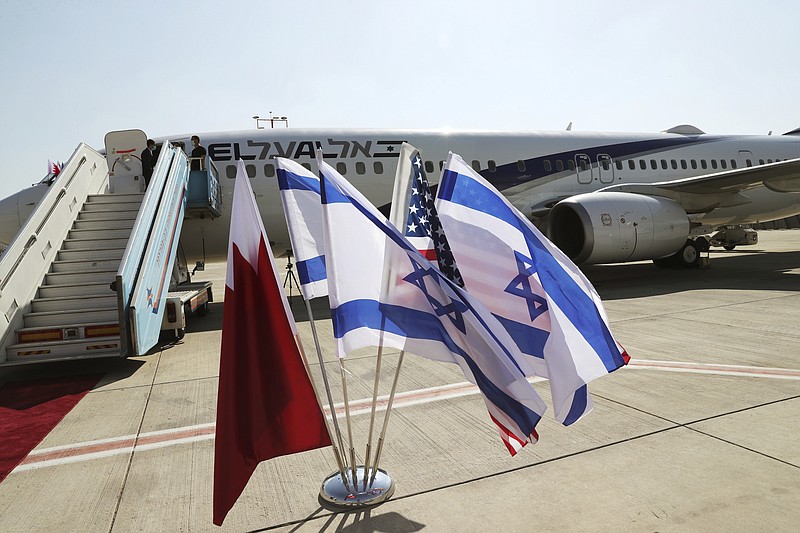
557 160 565 171
691 160 697 169
671 159 678 169
730 160 737 169
759 159 765 165
356 162 366 175
426 160 435 173
568 160 575 171
337 162 347 175
472 160 481 171
628 160 635 170
615 161 622 171
543 160 552 172
746 159 752 167
650 160 657 170
439 161 445 171
580 160 588 171
602 159 610 171
711 160 718 169
680 160 687 170
226 165 236 179
488 160 496 172
639 160 646 170
301 163 312 171
701 160 707 169
264 164 275 178
720 160 727 169
661 159 668 169
517 160 526 172
373 161 384 174
246 164 256 178
767 159 773 164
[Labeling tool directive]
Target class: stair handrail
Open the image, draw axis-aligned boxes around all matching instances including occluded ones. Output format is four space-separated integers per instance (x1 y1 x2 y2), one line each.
126 146 190 355
0 144 109 362
114 142 177 356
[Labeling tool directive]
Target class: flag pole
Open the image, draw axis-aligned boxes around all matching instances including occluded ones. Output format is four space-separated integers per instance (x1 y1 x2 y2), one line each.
362 340 385 491
369 350 404 485
338 357 358 487
299 297 351 488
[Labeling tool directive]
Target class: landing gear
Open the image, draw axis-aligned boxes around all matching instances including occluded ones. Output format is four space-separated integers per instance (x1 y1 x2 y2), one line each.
653 239 702 269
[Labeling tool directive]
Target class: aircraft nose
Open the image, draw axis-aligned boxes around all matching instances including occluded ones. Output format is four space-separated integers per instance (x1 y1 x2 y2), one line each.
0 192 21 246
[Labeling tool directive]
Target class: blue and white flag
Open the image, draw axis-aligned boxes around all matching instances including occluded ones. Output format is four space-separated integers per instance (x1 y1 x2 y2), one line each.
317 156 547 455
436 153 629 426
276 158 327 300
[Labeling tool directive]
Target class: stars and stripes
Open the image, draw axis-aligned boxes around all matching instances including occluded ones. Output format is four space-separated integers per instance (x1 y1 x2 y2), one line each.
404 152 464 287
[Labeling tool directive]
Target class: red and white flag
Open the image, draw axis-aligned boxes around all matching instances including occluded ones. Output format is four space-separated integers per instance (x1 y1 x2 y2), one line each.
213 160 331 526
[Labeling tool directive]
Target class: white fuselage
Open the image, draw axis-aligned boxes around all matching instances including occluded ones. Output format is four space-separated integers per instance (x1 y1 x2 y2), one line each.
167 128 800 262
3 127 800 263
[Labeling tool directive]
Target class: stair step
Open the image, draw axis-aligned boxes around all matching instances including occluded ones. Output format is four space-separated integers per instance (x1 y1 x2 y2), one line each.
38 282 115 299
73 219 135 231
6 336 122 363
50 258 121 273
45 269 118 286
68 227 133 240
31 294 118 313
86 193 144 204
78 209 140 221
57 247 125 262
62 237 130 251
15 321 121 343
24 307 119 328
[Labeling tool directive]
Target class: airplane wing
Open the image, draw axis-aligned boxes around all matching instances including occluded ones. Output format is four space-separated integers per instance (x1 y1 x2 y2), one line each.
596 158 800 214
649 157 800 194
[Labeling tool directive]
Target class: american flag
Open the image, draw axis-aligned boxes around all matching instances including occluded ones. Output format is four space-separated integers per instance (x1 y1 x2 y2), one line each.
404 153 464 287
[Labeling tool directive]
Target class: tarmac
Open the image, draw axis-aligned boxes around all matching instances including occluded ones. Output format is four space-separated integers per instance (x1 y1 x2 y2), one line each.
1 230 798 532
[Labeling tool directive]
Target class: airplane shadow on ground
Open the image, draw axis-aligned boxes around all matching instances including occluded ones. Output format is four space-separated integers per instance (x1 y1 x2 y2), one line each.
583 248 800 300
163 247 800 333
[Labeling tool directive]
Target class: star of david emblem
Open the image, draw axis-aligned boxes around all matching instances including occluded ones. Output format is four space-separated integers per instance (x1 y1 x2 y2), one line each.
505 251 547 321
403 257 467 333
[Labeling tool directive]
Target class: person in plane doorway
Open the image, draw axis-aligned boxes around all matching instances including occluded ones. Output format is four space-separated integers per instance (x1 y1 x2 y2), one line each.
190 135 206 171
141 139 157 188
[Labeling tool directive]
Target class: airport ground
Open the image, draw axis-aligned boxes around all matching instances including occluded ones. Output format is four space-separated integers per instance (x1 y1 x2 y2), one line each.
1 230 799 532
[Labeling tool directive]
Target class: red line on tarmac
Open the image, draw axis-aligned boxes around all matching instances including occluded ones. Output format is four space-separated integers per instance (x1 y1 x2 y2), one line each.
14 359 800 471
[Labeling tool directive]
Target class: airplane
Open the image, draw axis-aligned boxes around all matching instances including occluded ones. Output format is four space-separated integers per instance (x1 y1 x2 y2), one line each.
2 123 800 269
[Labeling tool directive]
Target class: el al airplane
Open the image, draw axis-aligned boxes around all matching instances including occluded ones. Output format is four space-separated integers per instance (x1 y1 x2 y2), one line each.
2 124 800 268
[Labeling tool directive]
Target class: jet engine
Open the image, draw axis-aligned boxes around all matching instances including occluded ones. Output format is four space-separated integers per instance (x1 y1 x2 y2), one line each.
547 192 690 264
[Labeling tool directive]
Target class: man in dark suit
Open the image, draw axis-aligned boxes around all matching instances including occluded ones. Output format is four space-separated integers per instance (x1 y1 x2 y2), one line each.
141 139 157 188
190 135 206 171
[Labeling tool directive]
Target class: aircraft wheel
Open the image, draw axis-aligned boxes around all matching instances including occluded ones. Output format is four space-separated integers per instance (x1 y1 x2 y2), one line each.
677 240 700 268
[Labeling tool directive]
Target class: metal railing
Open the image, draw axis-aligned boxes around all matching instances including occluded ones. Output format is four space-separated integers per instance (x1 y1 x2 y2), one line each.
0 145 109 362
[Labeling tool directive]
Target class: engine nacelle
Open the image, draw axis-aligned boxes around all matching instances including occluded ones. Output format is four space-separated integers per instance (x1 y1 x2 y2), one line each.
547 192 690 264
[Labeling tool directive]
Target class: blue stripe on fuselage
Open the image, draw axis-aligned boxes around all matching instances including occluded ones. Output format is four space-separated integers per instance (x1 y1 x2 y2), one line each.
482 135 730 191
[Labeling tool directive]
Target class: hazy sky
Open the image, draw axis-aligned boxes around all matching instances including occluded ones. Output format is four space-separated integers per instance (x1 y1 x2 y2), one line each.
2 1 799 200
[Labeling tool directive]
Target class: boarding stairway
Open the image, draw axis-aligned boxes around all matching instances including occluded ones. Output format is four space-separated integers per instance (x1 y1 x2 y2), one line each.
0 129 221 365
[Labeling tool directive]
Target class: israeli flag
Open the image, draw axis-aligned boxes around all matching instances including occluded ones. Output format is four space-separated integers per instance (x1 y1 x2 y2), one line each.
436 153 629 426
276 158 327 300
318 156 547 454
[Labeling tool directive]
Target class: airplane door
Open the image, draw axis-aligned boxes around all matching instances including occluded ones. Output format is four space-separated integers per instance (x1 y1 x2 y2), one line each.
575 154 592 184
597 154 614 184
738 150 754 168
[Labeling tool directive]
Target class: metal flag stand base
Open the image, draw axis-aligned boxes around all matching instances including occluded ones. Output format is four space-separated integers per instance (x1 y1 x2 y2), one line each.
319 466 395 509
